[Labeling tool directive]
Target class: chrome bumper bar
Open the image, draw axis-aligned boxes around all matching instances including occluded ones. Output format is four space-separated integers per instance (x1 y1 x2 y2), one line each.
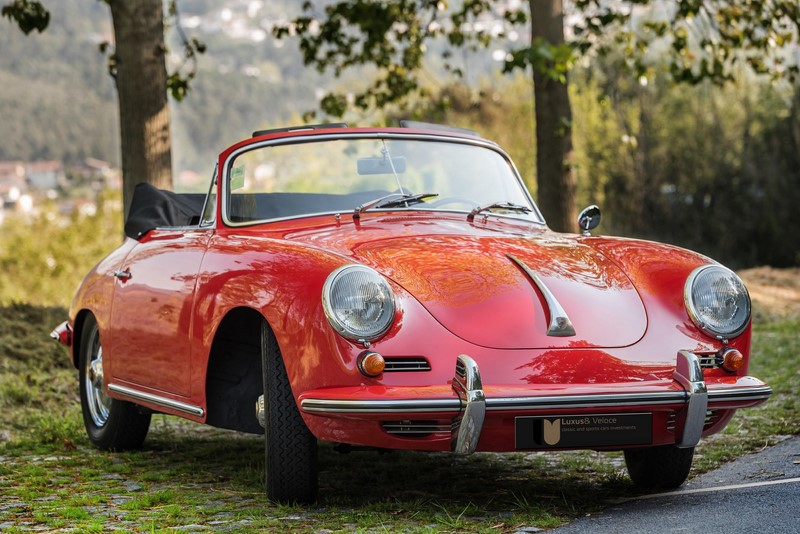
300 351 772 453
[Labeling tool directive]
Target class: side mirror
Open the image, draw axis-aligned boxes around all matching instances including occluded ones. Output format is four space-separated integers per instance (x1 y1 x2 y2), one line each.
578 205 601 236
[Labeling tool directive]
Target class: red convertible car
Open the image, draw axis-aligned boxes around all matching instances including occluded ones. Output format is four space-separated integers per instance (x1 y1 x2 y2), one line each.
52 122 771 503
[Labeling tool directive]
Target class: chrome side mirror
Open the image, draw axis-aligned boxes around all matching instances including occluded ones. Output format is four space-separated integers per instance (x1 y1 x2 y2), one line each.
578 205 601 236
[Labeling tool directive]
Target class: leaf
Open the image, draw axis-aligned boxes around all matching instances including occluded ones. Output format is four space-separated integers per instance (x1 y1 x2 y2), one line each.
1 0 50 34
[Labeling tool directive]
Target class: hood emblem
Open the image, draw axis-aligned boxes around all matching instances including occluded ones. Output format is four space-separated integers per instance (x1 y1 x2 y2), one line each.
507 254 576 337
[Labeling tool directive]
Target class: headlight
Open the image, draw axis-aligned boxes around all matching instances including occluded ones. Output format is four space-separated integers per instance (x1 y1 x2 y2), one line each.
322 265 395 342
684 265 751 339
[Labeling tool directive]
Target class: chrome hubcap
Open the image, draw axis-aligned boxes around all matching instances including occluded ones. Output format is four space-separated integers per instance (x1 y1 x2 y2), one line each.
85 345 111 427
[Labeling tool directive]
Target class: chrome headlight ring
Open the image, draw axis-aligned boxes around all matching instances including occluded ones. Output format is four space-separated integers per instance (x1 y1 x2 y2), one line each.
322 265 396 342
684 264 751 340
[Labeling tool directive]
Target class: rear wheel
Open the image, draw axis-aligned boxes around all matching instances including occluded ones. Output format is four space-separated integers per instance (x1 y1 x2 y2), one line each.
261 321 318 503
79 315 151 451
624 445 694 490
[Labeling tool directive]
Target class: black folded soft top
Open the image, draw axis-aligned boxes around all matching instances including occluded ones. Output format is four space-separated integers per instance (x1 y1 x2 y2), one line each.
124 183 206 240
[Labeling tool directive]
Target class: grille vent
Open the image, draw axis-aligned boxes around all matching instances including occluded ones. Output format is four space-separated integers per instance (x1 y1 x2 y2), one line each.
697 354 719 369
382 420 450 437
667 410 720 432
383 357 431 372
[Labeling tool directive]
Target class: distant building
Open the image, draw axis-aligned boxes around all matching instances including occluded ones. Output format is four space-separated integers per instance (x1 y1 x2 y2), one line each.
69 158 122 190
25 160 66 191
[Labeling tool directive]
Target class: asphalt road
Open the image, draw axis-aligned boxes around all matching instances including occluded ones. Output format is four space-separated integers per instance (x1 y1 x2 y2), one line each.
553 436 800 533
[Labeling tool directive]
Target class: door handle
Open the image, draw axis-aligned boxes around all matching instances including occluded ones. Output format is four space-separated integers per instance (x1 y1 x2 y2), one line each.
112 269 132 281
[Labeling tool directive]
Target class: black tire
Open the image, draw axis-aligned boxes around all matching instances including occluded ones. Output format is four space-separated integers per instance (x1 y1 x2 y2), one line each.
261 321 318 503
624 445 694 490
79 315 151 451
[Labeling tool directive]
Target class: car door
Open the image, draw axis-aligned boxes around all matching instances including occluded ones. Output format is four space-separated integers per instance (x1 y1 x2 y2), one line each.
105 228 212 397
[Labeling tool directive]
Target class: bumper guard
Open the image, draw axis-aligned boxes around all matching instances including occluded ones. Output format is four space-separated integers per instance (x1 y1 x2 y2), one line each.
300 351 772 454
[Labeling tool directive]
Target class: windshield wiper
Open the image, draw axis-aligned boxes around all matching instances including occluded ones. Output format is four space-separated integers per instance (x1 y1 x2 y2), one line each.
353 192 438 219
467 201 532 222
376 192 438 209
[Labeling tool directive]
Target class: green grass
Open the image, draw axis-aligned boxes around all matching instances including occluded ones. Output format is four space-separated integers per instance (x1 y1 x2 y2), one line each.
0 302 797 532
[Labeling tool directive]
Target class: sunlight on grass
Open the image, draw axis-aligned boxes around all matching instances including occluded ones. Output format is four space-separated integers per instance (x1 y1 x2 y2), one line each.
0 301 796 531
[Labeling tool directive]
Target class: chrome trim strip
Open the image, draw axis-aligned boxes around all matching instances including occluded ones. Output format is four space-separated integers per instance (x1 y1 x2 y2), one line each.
300 398 461 414
507 254 576 337
300 383 771 415
108 383 205 417
673 350 708 448
707 385 773 403
485 391 688 410
451 355 486 454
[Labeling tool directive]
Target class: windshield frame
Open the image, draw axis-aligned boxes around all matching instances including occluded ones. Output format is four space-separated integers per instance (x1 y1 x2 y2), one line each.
219 132 545 227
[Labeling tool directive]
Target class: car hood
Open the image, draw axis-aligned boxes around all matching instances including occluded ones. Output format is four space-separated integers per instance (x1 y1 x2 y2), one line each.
288 217 647 349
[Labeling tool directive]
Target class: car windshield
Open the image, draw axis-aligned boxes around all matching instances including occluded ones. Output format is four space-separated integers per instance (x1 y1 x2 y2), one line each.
224 136 542 224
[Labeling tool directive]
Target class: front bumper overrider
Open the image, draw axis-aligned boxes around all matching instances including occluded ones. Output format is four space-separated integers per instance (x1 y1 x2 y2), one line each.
299 352 772 453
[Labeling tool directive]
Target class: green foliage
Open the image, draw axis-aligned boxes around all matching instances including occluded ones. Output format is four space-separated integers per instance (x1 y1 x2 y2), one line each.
284 1 800 120
164 0 206 102
569 63 800 267
504 37 575 83
275 0 529 118
1 0 49 34
0 193 123 308
574 0 800 84
415 69 799 268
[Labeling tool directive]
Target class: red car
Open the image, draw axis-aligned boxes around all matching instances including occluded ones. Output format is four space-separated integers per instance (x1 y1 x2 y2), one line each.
52 123 771 503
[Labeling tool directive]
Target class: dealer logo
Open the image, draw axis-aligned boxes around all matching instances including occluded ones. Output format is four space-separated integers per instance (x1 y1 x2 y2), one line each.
543 418 561 445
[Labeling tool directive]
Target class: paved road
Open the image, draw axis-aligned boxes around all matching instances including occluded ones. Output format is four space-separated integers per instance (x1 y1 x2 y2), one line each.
553 436 800 533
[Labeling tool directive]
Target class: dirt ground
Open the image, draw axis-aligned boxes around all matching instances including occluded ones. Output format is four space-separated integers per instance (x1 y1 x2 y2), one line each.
738 267 800 321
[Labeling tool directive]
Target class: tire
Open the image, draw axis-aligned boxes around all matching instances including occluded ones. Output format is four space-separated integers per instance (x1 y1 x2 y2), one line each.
624 445 694 490
261 321 318 503
79 315 151 451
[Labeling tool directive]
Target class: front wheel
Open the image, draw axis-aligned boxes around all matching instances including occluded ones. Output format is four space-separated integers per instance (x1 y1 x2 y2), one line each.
624 445 694 490
261 321 318 503
79 315 151 451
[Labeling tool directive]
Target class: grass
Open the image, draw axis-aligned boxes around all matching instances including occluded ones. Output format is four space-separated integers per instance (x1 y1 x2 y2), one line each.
0 302 797 532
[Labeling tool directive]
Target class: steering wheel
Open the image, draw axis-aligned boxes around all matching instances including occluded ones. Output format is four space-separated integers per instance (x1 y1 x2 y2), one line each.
428 197 481 209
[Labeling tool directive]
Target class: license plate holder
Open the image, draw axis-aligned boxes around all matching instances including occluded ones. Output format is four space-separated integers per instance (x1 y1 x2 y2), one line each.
515 413 652 449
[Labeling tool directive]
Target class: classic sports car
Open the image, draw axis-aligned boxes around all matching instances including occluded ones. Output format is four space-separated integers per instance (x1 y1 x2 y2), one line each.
52 122 772 503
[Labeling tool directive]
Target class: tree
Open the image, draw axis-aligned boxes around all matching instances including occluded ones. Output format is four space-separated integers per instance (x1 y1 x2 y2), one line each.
280 0 800 233
2 0 203 220
530 0 576 232
107 0 172 218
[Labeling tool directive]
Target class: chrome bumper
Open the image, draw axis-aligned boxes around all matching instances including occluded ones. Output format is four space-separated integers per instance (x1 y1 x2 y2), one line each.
299 351 773 454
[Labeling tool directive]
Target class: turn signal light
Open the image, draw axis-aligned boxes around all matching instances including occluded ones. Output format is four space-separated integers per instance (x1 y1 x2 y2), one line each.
357 351 385 377
718 348 744 372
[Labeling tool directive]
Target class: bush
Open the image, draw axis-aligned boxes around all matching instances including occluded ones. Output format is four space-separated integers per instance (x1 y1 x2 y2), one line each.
0 192 123 307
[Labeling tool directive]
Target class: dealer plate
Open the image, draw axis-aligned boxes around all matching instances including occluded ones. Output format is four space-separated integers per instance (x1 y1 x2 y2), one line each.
515 413 652 449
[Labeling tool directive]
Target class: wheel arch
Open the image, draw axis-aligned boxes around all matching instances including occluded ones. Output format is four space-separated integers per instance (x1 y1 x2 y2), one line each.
71 308 95 369
204 305 267 434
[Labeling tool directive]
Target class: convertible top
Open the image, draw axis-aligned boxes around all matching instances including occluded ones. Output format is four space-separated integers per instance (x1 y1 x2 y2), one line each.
124 183 206 240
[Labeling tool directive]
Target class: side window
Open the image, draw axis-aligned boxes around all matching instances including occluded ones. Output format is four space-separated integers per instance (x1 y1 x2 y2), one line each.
200 165 218 227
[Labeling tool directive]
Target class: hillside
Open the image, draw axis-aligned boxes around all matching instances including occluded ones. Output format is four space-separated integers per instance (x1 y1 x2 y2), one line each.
0 0 322 175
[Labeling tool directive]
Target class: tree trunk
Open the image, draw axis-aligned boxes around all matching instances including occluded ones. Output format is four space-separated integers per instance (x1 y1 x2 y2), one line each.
529 0 577 233
108 0 173 221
